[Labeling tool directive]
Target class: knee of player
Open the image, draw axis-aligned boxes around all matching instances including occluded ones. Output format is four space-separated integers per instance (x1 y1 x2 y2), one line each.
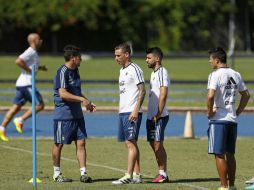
36 103 44 111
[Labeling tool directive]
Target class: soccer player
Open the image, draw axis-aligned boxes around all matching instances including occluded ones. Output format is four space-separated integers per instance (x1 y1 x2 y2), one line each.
207 47 250 190
145 47 170 183
112 43 146 185
0 33 47 142
52 45 96 183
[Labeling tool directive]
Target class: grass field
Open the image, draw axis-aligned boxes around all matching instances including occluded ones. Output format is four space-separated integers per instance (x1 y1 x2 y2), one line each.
0 137 254 190
0 56 253 107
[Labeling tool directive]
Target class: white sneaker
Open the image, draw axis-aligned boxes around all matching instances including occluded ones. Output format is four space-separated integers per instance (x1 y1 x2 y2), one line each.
112 173 133 185
246 177 254 184
133 173 143 183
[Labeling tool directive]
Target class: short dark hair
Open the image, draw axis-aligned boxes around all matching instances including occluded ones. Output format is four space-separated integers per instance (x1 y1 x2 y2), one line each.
63 45 81 61
115 43 131 54
146 47 163 60
208 47 227 64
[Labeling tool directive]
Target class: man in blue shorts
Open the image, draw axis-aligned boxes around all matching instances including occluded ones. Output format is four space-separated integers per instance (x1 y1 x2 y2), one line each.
52 45 96 183
0 33 47 141
145 47 170 183
112 43 146 185
207 47 250 190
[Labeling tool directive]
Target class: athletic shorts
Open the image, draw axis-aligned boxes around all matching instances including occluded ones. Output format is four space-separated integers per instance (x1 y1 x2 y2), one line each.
13 86 44 106
146 115 169 142
54 118 87 144
207 120 237 155
118 112 142 142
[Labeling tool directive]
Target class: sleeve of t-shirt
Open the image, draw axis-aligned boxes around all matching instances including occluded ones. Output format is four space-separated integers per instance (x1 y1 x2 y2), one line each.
19 49 32 63
237 72 247 92
133 66 145 85
207 72 217 90
158 68 169 87
55 68 69 89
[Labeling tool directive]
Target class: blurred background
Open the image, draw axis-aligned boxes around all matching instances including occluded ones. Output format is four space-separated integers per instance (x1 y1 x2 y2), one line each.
0 0 253 54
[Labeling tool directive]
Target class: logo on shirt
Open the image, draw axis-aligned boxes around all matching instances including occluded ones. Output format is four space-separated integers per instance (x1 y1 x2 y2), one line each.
225 77 237 89
125 72 128 76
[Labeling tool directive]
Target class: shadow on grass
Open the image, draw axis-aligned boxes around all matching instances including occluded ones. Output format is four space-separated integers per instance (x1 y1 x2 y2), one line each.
170 178 219 183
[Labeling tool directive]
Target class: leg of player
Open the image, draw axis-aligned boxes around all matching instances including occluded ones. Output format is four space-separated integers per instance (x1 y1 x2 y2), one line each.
14 103 44 134
75 140 92 183
150 141 169 183
215 154 228 188
0 104 22 141
52 143 72 182
133 145 143 183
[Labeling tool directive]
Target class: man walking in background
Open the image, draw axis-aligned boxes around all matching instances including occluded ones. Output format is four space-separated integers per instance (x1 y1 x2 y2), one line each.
145 47 170 183
52 45 96 183
112 43 146 185
207 47 250 190
0 33 47 141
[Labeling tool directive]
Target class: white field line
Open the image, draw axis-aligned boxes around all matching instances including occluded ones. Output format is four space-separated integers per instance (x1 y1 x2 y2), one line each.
0 144 210 190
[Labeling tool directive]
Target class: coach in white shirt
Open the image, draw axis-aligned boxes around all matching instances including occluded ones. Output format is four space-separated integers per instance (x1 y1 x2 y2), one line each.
0 33 47 142
207 47 250 190
146 47 170 183
112 43 146 185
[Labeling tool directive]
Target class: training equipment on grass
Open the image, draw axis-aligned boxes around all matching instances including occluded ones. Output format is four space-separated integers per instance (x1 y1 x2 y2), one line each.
183 111 195 138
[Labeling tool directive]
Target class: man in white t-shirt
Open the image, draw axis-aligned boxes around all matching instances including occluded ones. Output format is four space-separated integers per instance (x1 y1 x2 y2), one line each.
146 47 170 183
207 47 250 190
112 43 146 185
0 33 47 141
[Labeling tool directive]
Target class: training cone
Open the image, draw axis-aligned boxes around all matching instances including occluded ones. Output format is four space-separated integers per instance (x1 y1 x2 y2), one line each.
28 178 42 183
183 111 195 138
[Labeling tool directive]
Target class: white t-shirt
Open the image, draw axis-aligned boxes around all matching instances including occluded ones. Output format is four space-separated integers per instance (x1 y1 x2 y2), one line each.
16 47 40 87
207 67 247 122
147 66 170 120
119 62 145 113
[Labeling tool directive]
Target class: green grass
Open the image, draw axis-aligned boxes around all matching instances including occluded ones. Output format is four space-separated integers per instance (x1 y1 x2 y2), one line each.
0 56 253 107
0 138 253 190
1 56 254 81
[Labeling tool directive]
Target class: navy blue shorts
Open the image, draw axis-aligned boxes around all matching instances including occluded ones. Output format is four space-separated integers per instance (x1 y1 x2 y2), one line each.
13 86 44 106
118 112 142 142
54 118 87 144
207 120 237 155
146 115 169 142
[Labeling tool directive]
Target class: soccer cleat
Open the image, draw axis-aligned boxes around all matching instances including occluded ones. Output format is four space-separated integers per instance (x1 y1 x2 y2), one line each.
152 174 169 183
53 173 72 182
0 131 9 142
112 173 133 185
245 183 254 190
133 173 143 183
14 117 23 134
80 172 92 183
246 177 254 184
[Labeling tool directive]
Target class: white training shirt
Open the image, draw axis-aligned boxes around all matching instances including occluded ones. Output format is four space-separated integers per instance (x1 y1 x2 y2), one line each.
16 47 40 87
119 62 145 113
207 67 247 122
147 66 170 120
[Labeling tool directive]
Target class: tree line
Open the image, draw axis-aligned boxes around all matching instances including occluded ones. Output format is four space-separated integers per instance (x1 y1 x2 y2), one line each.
0 0 253 53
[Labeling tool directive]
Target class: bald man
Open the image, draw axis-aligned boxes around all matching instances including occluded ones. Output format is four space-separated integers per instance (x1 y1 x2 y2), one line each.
0 33 47 142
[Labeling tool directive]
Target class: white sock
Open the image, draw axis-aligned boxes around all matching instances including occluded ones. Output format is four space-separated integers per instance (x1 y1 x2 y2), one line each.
0 126 5 132
53 166 61 178
159 170 167 177
80 167 86 176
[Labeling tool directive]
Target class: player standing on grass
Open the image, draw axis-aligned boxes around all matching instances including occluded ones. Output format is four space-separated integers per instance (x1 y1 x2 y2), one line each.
145 47 170 183
207 47 250 190
52 45 96 183
112 43 146 185
0 33 47 142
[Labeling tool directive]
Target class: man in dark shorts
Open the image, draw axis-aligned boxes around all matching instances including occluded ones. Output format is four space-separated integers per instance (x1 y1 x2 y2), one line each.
52 45 96 183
